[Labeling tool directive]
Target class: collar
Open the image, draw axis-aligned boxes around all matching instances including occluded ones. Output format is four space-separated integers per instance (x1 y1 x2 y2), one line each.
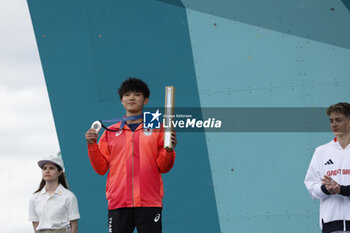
119 114 143 129
109 120 144 131
126 121 144 130
40 183 64 196
332 137 350 150
331 137 342 150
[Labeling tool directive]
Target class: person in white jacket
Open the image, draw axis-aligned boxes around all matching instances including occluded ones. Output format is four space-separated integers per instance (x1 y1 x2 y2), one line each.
305 102 350 233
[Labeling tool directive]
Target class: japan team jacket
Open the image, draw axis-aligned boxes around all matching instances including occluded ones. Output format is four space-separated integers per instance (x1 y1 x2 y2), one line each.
88 122 176 210
305 138 350 230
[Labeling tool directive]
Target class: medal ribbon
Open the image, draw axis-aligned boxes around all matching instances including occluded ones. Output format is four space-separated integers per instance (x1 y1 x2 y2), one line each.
99 114 143 132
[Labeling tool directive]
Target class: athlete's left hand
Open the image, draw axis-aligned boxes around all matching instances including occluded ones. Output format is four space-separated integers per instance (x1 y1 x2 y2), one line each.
322 175 340 194
165 130 176 152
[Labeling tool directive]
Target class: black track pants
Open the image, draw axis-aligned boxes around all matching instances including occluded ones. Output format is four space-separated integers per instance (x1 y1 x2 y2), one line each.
108 207 162 233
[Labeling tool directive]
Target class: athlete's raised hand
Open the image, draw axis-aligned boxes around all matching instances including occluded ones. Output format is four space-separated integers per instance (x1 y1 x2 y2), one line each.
165 130 177 152
85 128 99 144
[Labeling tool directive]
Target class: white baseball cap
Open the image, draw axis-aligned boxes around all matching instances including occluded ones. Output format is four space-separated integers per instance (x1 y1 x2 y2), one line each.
38 155 65 172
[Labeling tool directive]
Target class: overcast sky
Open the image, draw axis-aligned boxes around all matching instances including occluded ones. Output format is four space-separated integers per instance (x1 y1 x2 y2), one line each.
0 0 60 232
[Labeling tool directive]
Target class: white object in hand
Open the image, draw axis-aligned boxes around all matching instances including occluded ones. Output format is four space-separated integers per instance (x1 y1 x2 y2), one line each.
91 121 102 133
164 86 175 149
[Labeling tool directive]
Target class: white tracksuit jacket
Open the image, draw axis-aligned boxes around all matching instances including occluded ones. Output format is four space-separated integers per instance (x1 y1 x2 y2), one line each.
305 138 350 230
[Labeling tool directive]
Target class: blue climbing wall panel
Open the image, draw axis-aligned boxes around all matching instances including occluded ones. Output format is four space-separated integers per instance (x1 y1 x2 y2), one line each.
27 0 350 232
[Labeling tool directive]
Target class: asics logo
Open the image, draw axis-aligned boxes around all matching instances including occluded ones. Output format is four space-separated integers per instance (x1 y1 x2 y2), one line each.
154 213 161 222
116 130 123 136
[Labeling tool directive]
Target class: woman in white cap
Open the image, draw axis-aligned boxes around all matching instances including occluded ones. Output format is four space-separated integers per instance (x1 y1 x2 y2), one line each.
28 155 80 233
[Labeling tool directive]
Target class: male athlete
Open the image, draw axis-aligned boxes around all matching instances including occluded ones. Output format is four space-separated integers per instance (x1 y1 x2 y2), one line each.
305 102 350 233
85 78 176 233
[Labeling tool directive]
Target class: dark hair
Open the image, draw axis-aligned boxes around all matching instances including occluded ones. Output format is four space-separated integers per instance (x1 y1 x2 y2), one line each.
118 77 150 99
326 102 350 117
34 164 69 193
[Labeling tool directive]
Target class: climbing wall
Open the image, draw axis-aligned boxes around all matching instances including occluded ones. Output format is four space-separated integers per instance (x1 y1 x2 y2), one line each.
27 0 350 232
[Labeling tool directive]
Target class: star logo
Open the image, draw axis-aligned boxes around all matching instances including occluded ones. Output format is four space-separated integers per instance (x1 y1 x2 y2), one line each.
151 109 161 122
144 109 162 129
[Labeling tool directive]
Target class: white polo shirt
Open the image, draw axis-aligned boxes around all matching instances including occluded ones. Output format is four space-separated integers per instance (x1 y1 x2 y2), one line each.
28 184 80 231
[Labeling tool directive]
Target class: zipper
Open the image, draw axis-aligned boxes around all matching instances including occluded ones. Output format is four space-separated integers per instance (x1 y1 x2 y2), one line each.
132 131 134 207
131 124 142 207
